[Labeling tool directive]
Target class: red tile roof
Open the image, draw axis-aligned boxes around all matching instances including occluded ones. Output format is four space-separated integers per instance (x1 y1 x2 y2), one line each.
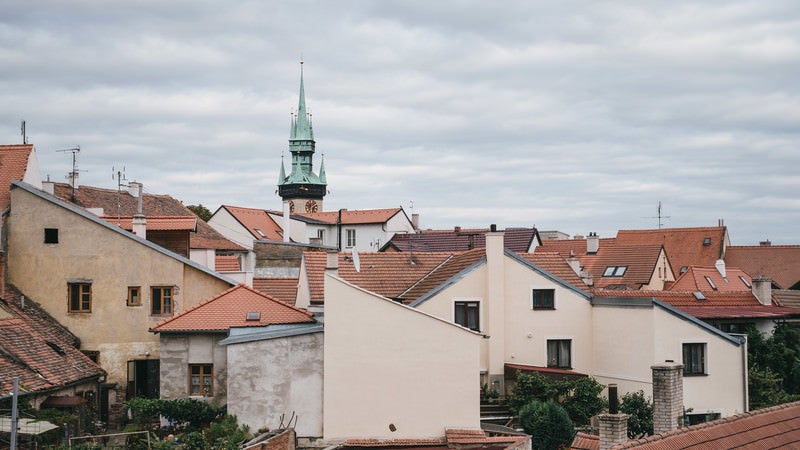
669 266 752 292
341 428 528 450
51 182 243 251
215 255 241 272
615 226 727 275
384 227 538 253
570 432 599 450
253 277 299 306
0 144 34 211
615 400 800 449
101 216 198 231
539 237 616 258
517 252 589 292
725 245 800 289
0 285 105 395
295 207 405 225
221 205 285 241
150 284 313 333
400 248 487 303
303 251 455 303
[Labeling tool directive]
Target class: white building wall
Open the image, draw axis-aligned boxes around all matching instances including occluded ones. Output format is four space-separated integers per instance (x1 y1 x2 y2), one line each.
208 209 256 250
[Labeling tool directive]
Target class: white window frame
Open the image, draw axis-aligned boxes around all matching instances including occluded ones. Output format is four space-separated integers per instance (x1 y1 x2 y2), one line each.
346 228 356 248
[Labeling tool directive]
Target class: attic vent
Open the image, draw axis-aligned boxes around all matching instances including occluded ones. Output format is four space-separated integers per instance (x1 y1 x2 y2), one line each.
693 292 706 300
246 311 261 321
703 237 712 246
46 341 66 356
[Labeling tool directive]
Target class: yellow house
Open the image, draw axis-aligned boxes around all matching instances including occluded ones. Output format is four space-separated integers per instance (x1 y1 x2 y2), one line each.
6 181 234 424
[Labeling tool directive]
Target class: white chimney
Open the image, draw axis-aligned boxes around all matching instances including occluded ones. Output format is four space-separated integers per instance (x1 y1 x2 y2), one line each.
132 214 146 239
587 232 599 254
42 181 55 195
412 213 419 231
715 259 727 279
752 276 772 306
282 201 291 243
325 249 339 276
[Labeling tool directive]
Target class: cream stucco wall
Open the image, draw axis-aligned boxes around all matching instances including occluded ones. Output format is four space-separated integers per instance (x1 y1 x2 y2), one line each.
7 185 232 395
159 334 228 406
641 250 675 290
208 208 257 250
323 274 481 441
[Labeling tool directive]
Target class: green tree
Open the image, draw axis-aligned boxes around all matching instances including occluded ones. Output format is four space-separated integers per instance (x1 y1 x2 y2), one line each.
560 377 605 426
619 390 653 438
746 323 800 408
519 400 575 450
507 372 605 426
507 372 556 412
187 204 213 221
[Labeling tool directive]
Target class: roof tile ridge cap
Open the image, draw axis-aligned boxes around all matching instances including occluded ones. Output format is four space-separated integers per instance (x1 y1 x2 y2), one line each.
240 283 314 318
398 253 457 298
151 284 242 329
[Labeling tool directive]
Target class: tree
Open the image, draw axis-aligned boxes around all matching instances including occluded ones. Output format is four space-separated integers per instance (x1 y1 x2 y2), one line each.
507 372 605 426
519 400 575 450
560 377 605 426
619 390 653 438
746 323 800 409
187 204 212 222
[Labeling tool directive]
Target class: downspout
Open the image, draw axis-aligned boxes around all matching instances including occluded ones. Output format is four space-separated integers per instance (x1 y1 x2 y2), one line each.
337 209 342 251
741 334 749 412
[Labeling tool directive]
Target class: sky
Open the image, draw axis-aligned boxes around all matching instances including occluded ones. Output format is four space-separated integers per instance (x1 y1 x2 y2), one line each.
2 1 799 245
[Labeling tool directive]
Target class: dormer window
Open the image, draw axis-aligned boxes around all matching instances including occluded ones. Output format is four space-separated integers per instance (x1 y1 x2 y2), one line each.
602 266 627 277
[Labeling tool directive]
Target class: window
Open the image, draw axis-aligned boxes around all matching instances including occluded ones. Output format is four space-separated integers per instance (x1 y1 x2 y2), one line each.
532 289 555 309
454 301 480 331
189 364 213 396
739 275 751 288
317 229 325 240
44 228 59 244
547 339 571 368
254 228 266 238
151 287 173 316
602 266 627 277
68 283 92 312
346 229 356 247
704 276 718 291
127 286 141 306
683 343 706 376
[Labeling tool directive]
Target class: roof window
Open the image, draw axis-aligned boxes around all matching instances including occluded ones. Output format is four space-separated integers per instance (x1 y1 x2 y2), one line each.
739 275 752 288
246 311 261 321
704 275 718 290
254 228 267 238
602 266 627 277
693 291 707 300
703 237 712 246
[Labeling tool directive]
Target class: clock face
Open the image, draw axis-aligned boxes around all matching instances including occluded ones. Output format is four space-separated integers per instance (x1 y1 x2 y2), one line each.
305 200 318 213
289 200 295 214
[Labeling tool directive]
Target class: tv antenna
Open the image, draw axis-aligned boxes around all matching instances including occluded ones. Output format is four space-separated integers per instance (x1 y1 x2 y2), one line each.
644 201 671 229
20 120 28 144
56 146 81 202
112 166 128 224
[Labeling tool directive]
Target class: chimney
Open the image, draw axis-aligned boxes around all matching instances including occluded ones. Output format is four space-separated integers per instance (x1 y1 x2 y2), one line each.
132 214 147 239
587 232 599 254
282 200 291 243
599 384 629 450
752 276 772 306
325 249 339 276
759 240 772 246
485 225 506 393
715 259 726 279
651 361 684 435
128 181 143 198
42 180 55 195
412 213 419 231
454 226 462 233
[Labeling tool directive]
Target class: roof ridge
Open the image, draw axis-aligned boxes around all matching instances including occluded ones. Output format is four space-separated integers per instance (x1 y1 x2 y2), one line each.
398 253 456 298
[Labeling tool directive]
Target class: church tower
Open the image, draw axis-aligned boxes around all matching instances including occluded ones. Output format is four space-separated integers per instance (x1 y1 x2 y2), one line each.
277 61 327 214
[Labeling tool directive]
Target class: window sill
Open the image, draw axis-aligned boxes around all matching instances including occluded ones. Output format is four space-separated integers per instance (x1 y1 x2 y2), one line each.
683 373 708 377
532 307 555 311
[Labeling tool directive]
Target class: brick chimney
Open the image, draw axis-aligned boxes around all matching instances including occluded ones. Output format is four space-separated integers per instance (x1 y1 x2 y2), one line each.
752 276 772 306
587 232 599 254
651 361 684 435
599 384 629 450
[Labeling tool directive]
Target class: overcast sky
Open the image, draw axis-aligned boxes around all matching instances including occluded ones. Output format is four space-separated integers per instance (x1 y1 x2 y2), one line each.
2 1 798 245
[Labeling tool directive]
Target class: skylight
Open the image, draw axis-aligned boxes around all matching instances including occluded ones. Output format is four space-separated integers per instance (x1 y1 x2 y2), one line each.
693 291 707 300
603 266 627 277
254 228 267 238
246 311 261 321
704 276 718 290
739 275 752 288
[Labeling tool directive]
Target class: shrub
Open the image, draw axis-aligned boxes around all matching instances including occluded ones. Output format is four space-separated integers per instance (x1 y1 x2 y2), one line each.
519 400 575 450
619 390 653 438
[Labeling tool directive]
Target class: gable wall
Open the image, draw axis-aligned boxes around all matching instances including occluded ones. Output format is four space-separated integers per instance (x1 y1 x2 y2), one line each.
159 334 228 406
208 208 256 250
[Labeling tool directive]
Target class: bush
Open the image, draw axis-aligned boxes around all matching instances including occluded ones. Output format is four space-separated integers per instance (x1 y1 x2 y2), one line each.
560 377 605 425
619 391 653 438
519 400 575 450
507 372 605 426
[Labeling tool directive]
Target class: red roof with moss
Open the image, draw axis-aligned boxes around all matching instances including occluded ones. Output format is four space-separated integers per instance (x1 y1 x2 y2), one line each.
0 144 34 210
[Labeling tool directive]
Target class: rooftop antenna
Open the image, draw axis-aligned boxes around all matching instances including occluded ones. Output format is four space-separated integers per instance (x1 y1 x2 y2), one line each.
56 146 81 202
112 166 127 225
20 120 27 144
644 201 671 229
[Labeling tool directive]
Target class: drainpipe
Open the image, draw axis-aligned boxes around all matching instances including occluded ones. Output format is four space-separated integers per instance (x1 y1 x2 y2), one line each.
337 209 343 251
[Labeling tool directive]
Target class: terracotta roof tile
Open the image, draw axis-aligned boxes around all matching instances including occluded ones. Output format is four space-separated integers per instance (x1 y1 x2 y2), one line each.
253 277 299 305
725 245 800 289
669 266 752 292
295 207 404 225
570 432 599 450
615 226 727 274
400 248 486 303
0 285 105 395
615 400 800 448
101 216 198 231
385 227 537 253
774 289 800 308
222 205 284 241
52 182 243 251
0 144 34 210
215 255 241 272
518 252 590 292
150 284 313 333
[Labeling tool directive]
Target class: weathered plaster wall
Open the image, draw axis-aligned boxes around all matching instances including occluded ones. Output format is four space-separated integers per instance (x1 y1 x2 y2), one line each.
226 332 323 438
159 334 228 406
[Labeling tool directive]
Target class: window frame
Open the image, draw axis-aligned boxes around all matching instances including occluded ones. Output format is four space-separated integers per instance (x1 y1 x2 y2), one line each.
546 339 572 369
127 286 141 306
346 228 356 248
682 342 707 376
68 282 92 313
453 300 480 332
189 364 214 397
602 266 627 277
151 286 174 316
532 289 555 310
44 228 59 244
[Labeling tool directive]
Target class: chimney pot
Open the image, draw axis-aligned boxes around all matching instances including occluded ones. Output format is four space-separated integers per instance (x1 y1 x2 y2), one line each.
490 224 497 232
608 384 619 414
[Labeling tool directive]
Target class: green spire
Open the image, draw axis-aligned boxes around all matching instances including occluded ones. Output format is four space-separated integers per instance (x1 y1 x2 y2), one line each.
278 154 286 184
319 156 326 184
291 61 314 141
